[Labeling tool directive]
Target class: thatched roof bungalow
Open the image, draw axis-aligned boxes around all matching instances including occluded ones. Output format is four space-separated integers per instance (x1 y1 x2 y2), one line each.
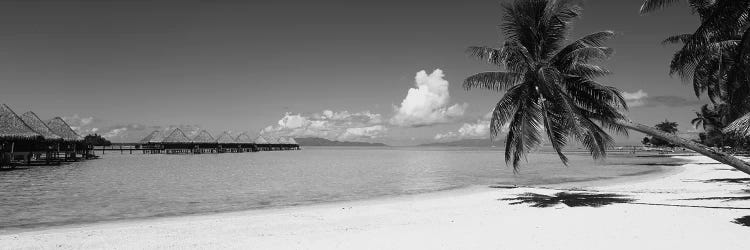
21 111 62 140
161 128 191 143
286 137 298 145
264 135 280 144
215 131 237 144
46 117 83 141
139 130 166 144
253 135 269 144
277 137 289 144
0 104 42 140
192 130 215 143
235 132 253 143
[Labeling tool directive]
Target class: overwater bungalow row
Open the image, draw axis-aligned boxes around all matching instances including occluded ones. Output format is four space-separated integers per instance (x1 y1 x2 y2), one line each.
138 129 299 154
1 104 93 168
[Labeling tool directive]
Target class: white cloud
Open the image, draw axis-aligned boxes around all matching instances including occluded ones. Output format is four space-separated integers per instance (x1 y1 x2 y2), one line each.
262 110 386 141
63 114 99 135
434 111 507 141
390 69 467 127
338 125 388 140
103 128 128 138
622 90 648 107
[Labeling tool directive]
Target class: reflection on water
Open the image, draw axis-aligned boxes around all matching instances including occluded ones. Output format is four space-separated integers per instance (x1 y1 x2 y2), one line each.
0 147 678 230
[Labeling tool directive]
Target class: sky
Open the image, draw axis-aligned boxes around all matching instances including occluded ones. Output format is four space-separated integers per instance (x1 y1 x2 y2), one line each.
0 0 708 145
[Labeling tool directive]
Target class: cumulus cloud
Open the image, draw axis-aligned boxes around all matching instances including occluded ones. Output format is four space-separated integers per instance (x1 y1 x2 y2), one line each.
262 110 386 141
434 112 506 141
63 114 101 135
338 125 388 140
622 90 648 107
621 90 706 108
390 69 467 127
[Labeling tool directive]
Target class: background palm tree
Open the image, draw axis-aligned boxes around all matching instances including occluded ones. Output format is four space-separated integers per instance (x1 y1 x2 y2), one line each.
640 0 750 137
465 0 750 175
691 104 723 131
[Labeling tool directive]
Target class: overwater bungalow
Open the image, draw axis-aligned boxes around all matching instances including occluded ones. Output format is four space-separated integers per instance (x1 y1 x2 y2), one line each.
0 104 43 167
234 132 256 152
191 130 217 154
21 111 63 163
253 135 270 151
138 128 196 154
277 137 290 150
45 117 90 160
139 130 166 153
265 135 282 151
161 128 193 154
215 131 239 153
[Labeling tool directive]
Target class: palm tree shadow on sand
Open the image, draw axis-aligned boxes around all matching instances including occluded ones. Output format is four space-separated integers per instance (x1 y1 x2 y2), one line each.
501 192 635 208
734 216 750 227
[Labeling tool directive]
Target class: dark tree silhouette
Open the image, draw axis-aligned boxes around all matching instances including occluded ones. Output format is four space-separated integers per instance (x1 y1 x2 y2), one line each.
84 134 112 146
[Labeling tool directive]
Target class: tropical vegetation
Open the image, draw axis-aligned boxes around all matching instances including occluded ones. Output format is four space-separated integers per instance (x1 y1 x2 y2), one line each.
464 0 750 175
83 134 112 146
645 120 678 147
640 0 750 141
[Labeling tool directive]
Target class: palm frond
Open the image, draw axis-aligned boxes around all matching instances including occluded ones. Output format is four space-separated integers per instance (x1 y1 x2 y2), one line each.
662 33 693 45
466 46 504 66
640 0 683 14
463 72 522 92
505 88 545 171
565 47 615 63
490 85 526 138
565 63 612 79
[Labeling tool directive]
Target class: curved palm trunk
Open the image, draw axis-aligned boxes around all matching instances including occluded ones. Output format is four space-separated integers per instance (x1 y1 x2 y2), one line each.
614 119 750 175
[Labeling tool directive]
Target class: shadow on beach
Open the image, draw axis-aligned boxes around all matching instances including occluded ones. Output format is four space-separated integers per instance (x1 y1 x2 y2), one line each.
698 178 750 184
733 216 750 227
500 192 634 208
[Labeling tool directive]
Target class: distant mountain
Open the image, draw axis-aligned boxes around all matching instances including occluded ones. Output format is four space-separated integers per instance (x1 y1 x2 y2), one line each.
418 138 502 147
294 137 388 147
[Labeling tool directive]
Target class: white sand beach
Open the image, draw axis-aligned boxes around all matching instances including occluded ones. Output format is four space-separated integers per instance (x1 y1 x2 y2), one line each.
1 155 749 250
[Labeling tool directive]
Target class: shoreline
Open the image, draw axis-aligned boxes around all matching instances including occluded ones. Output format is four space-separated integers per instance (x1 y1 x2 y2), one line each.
3 155 749 249
0 154 683 235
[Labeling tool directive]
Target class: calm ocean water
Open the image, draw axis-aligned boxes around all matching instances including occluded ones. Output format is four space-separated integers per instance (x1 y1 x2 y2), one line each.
0 147 680 231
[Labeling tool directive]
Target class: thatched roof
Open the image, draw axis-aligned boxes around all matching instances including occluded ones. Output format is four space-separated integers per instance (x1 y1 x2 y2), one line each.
286 137 298 145
253 135 269 144
235 132 253 143
277 137 289 144
21 111 62 140
0 104 42 140
215 131 237 143
139 130 165 144
161 128 191 143
264 135 279 144
192 130 215 143
45 117 82 141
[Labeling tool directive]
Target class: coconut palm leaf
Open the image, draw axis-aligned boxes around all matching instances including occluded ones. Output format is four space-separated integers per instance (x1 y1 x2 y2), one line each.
662 34 693 45
463 72 522 92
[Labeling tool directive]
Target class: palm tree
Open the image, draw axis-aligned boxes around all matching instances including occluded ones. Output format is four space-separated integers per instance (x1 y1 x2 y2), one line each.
640 1 750 137
465 0 750 175
691 104 724 131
